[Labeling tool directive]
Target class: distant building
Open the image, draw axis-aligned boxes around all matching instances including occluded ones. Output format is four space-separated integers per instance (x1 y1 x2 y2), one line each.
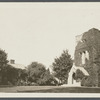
68 28 100 86
8 59 26 70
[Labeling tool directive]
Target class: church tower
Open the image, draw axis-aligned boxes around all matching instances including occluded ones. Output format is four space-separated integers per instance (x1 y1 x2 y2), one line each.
74 28 100 86
68 28 100 86
75 28 100 68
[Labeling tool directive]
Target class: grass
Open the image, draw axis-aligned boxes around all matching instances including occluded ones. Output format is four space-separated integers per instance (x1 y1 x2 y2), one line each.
1 86 100 93
18 86 100 93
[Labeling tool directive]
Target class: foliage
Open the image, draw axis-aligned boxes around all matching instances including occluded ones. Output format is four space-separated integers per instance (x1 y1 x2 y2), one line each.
27 62 46 83
0 49 26 85
19 69 28 81
81 54 100 87
82 54 100 87
0 49 57 86
37 69 58 86
52 50 73 84
27 62 58 86
73 69 85 82
0 59 28 85
93 54 100 87
6 65 20 85
16 69 28 86
81 66 97 87
0 49 8 85
0 49 8 66
0 64 21 85
81 76 97 87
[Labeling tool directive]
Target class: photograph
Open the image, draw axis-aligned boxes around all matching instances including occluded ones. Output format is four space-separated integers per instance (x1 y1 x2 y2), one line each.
0 2 100 97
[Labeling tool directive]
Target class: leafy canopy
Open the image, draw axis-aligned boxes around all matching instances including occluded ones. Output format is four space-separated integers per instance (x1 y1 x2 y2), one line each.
52 50 73 84
27 62 46 83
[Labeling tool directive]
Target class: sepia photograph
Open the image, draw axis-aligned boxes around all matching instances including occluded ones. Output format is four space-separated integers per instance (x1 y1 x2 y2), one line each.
0 2 100 97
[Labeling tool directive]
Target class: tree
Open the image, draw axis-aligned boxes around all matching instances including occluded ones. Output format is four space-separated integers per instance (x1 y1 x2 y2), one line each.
27 62 46 84
52 50 73 84
37 68 57 85
0 49 8 85
27 62 58 86
19 69 28 82
0 49 29 86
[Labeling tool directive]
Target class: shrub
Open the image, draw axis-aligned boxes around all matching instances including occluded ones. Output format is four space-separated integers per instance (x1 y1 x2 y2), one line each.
81 66 98 87
73 69 85 82
81 76 96 87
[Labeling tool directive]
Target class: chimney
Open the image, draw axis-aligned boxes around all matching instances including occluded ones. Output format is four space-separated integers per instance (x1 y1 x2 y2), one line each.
10 59 15 64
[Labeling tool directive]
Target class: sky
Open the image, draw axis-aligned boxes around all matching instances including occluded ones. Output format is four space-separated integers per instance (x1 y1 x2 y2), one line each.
0 3 100 68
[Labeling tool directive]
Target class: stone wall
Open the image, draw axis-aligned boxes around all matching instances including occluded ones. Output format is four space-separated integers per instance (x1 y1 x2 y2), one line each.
74 28 100 86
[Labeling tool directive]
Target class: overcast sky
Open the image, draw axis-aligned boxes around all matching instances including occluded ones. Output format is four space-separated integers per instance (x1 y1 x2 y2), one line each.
0 3 100 68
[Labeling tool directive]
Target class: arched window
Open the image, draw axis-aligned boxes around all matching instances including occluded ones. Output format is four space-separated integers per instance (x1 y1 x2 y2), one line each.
82 51 86 64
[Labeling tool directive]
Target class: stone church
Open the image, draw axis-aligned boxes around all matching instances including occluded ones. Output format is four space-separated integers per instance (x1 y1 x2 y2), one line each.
68 28 100 87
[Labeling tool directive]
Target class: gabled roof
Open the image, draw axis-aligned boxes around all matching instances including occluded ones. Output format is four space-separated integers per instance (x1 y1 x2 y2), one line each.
70 64 89 76
8 63 26 70
75 67 89 76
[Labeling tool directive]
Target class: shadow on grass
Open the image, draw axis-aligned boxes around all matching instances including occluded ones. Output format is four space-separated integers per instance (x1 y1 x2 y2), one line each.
18 87 100 93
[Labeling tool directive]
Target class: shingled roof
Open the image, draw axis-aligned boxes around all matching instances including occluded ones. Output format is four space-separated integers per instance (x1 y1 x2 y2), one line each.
8 63 26 69
8 59 26 69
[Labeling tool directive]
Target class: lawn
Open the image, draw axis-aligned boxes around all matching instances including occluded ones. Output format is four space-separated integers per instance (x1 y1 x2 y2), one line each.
1 86 100 93
18 86 100 93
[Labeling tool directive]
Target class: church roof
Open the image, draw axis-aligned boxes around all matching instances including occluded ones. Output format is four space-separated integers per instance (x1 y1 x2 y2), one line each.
70 64 89 76
75 67 89 76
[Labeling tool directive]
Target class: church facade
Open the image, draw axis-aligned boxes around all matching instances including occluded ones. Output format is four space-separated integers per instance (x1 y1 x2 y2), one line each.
68 28 100 86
